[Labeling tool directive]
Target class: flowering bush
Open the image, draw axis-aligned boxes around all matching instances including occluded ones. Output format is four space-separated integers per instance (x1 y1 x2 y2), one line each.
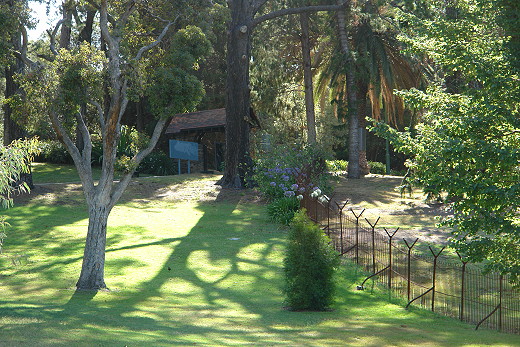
254 145 332 224
255 145 331 199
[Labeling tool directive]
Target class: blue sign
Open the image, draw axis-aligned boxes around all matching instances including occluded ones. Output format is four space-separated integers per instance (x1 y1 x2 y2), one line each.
169 140 198 161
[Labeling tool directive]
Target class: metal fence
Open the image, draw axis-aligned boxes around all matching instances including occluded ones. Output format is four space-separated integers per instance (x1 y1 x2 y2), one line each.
301 195 520 334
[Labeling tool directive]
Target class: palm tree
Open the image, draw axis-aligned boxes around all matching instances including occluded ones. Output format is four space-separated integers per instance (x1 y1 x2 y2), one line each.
316 12 420 175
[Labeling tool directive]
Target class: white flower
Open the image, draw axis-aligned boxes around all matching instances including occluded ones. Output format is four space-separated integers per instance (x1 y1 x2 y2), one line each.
296 195 303 201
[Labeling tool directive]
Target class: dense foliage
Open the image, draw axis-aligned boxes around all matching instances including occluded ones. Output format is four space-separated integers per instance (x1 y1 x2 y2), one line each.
373 0 520 283
284 210 339 311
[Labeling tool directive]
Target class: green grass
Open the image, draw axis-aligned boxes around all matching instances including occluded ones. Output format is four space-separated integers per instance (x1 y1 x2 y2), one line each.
31 162 103 183
0 175 518 346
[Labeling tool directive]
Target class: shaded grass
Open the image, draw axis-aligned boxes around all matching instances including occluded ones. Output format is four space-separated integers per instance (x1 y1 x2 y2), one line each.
30 162 103 184
0 177 518 346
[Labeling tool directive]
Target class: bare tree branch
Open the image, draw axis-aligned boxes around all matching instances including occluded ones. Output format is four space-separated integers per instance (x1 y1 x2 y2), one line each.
90 100 106 135
47 18 66 55
109 117 168 208
84 0 116 24
251 0 269 16
75 112 93 164
99 0 117 52
13 50 35 67
252 2 348 27
118 0 136 29
133 16 178 61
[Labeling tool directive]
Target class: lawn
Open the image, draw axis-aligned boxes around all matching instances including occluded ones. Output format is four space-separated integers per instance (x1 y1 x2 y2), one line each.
0 171 518 346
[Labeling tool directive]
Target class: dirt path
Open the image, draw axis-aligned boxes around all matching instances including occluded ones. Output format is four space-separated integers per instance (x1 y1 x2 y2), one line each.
332 174 452 245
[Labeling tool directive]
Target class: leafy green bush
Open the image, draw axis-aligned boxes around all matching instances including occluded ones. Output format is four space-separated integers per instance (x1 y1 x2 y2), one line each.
284 210 339 311
138 151 177 176
368 161 386 175
326 159 348 172
35 140 73 164
267 197 300 225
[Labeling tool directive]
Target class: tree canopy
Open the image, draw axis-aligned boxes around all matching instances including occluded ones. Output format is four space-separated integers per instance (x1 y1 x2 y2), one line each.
372 0 520 283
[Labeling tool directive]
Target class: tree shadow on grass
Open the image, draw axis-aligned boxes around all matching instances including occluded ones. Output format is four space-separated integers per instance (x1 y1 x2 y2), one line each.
1 185 518 345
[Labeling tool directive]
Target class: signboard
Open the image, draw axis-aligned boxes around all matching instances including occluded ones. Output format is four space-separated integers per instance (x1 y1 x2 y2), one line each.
169 140 198 161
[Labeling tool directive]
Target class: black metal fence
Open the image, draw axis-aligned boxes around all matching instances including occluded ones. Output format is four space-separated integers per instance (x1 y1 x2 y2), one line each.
301 195 520 334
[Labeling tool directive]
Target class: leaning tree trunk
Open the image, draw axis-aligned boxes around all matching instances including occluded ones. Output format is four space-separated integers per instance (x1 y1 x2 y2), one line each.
300 12 317 145
220 1 253 188
335 1 360 178
76 202 111 290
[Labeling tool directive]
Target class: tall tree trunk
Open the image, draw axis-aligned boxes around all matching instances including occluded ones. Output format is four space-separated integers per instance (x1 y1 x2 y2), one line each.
357 79 369 175
59 0 73 50
3 24 25 145
76 202 110 290
335 2 360 178
220 0 253 188
299 12 317 145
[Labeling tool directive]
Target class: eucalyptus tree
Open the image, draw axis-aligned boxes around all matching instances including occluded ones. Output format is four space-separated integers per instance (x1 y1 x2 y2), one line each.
15 0 210 290
220 0 347 188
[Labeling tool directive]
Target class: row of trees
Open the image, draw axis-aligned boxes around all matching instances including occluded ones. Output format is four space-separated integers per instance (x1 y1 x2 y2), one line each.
1 0 518 287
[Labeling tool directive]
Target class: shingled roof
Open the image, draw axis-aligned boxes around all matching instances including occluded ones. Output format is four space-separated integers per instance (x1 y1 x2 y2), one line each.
165 108 226 134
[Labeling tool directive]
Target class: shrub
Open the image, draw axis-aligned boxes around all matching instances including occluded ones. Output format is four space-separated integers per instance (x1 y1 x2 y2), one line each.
368 161 386 175
254 144 332 201
138 151 177 176
326 159 348 173
35 140 73 164
267 197 300 225
284 210 339 311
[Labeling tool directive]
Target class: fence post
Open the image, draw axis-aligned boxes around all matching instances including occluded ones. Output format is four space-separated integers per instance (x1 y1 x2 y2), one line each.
350 209 365 264
334 201 348 255
457 252 469 322
403 238 418 302
384 227 399 289
429 246 446 312
326 198 332 237
365 217 380 274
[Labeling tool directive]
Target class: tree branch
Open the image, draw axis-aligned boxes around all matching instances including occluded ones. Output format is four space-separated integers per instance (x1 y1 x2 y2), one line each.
100 0 116 52
251 0 269 16
50 110 95 199
252 2 348 27
75 111 93 164
47 18 66 55
90 100 106 135
118 0 136 29
109 117 168 208
133 16 178 61
84 0 116 24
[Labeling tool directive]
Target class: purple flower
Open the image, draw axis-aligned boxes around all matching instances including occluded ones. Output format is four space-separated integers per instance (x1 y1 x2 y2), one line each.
282 175 290 181
298 186 305 193
284 190 295 197
291 183 299 191
270 182 276 187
